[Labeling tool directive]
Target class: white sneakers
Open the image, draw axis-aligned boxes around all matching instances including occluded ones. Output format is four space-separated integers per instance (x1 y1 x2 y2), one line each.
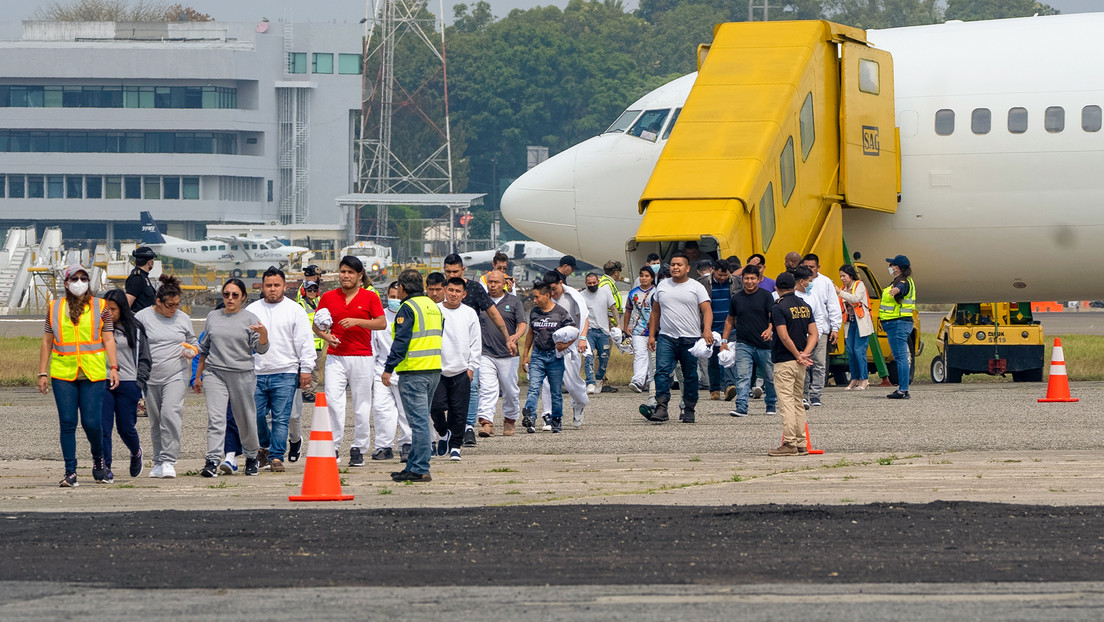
586 383 597 395
449 449 461 461
149 463 176 478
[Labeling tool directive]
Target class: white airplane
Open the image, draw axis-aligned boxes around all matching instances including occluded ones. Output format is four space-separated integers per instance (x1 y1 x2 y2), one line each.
139 211 313 275
459 240 596 273
501 14 1104 304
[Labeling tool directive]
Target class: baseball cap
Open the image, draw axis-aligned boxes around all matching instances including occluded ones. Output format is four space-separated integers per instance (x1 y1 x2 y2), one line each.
558 255 577 269
132 246 156 263
64 264 90 280
775 272 796 290
303 264 324 277
303 280 319 290
885 254 911 268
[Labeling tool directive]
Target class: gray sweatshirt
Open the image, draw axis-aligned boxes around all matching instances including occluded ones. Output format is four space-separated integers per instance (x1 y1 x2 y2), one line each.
134 307 197 385
199 308 269 372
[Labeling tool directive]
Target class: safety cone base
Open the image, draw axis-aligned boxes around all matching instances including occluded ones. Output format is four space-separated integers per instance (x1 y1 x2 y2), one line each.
289 493 355 502
1038 397 1078 403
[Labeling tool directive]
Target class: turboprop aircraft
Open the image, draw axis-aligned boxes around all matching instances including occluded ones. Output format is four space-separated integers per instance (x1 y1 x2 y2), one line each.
500 14 1104 304
139 211 312 275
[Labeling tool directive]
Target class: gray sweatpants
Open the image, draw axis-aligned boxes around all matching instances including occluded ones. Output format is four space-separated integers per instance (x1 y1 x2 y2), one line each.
203 368 260 462
803 338 828 401
146 377 187 466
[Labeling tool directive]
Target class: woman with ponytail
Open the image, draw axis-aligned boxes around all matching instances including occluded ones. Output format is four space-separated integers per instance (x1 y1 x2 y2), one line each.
101 289 152 480
135 274 198 479
37 264 119 488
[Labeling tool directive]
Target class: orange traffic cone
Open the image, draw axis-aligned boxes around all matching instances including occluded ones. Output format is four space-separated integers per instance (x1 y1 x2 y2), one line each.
289 393 355 502
1038 338 1078 403
782 420 825 454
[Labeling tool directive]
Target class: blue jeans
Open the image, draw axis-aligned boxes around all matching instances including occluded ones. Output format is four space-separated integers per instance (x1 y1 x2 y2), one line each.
398 370 439 476
465 368 479 428
224 405 241 455
883 318 913 392
585 328 611 384
102 380 142 469
255 373 298 462
734 342 777 412
846 326 870 381
654 335 699 409
525 348 564 418
52 377 105 473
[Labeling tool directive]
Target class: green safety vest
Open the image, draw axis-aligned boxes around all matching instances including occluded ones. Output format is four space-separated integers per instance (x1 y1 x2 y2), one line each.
50 297 107 382
297 292 324 350
879 277 916 321
598 274 624 313
393 295 443 373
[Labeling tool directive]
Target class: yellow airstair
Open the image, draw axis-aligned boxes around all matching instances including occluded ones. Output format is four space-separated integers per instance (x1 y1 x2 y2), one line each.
628 20 900 275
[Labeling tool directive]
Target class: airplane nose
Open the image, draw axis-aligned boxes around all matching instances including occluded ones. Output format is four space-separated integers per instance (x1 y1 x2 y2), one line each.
500 147 580 256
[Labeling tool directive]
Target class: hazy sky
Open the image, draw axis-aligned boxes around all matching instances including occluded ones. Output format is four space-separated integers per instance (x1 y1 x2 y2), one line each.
10 0 1097 27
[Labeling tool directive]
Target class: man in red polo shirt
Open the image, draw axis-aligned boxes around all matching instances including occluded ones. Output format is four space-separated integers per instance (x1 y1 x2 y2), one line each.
314 256 387 466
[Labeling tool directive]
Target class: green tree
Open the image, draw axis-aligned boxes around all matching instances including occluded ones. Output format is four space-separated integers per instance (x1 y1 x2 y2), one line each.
944 0 1058 21
823 0 940 29
453 1 494 33
32 0 213 21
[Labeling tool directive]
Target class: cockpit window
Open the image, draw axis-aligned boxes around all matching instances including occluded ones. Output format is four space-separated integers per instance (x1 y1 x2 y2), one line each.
628 109 671 142
605 109 641 134
661 108 682 140
265 240 283 249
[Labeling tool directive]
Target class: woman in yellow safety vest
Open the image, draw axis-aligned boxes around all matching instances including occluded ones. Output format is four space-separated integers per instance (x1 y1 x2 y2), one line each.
880 255 916 400
836 264 874 391
37 264 119 488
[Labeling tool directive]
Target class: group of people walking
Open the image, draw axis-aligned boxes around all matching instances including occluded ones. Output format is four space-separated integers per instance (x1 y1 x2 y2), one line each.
41 243 915 486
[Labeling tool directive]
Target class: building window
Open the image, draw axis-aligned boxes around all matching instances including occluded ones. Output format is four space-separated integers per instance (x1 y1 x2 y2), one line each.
759 182 775 251
47 175 64 198
144 177 161 200
313 53 334 74
1083 105 1102 132
267 179 274 202
86 177 102 199
1044 106 1065 133
164 177 181 200
780 137 796 206
799 93 815 161
66 176 82 199
28 175 45 198
124 176 142 199
935 109 955 136
0 130 241 155
182 177 200 200
338 53 362 74
1008 107 1029 134
971 108 991 134
0 176 5 198
9 175 24 198
289 52 308 74
105 176 122 199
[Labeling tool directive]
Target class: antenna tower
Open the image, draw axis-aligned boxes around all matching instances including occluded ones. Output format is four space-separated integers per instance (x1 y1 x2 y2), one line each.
356 0 454 240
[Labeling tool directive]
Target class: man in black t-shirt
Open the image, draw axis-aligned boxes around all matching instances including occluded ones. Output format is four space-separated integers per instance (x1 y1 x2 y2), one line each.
721 264 777 417
444 253 513 446
125 246 158 312
768 272 818 457
520 282 574 433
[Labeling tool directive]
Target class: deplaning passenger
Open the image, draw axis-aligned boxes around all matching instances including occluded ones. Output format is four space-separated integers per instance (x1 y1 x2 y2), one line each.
101 289 151 482
476 270 527 437
836 264 873 391
798 254 842 407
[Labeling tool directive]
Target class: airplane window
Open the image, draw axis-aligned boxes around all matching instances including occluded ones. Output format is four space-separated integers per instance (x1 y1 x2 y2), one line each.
1082 105 1102 132
605 109 641 134
201 245 208 251
266 240 282 249
1044 106 1065 133
628 109 671 142
934 109 954 136
231 245 238 250
1008 107 1028 134
759 182 776 251
219 245 226 250
661 108 682 140
799 93 815 161
780 137 796 206
858 59 879 95
971 108 991 134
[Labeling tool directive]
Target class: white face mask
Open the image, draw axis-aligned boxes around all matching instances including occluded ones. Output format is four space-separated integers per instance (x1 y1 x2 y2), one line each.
67 280 89 296
888 267 896 277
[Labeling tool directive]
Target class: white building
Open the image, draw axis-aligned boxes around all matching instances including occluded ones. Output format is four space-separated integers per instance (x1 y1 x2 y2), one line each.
0 20 362 243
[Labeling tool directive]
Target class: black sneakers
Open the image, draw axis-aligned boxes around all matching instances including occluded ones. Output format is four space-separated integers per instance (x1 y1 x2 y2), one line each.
92 457 109 483
887 390 910 399
521 408 536 434
648 401 670 423
244 457 259 476
550 417 563 433
399 443 411 463
287 438 302 462
200 459 220 478
391 470 432 483
436 431 451 456
129 450 143 477
463 427 477 447
679 409 696 424
372 447 394 461
348 447 366 467
59 472 78 488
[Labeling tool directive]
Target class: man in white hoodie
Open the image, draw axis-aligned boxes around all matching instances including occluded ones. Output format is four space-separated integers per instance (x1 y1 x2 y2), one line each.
247 267 316 472
431 277 482 461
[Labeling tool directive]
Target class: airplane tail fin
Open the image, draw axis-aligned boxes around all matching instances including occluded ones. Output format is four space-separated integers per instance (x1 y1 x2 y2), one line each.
139 211 166 245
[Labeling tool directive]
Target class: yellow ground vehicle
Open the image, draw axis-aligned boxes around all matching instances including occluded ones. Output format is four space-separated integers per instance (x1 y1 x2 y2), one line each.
929 303 1044 383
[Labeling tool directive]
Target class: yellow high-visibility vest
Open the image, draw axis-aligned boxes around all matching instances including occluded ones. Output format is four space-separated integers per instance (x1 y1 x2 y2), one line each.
879 277 916 321
49 297 107 382
297 293 324 350
393 295 443 372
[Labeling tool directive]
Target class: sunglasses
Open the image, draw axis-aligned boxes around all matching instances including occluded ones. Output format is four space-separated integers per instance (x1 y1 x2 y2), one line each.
222 291 242 299
67 276 90 282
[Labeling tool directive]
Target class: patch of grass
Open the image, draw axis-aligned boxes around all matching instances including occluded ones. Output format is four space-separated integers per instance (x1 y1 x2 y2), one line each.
731 474 744 482
1003 459 1022 463
840 498 855 503
843 475 858 481
402 480 413 486
114 483 136 489
505 490 522 495
487 467 516 473
339 477 348 486
378 488 392 495
689 456 701 462
0 337 47 386
826 458 857 469
877 455 899 466
182 469 200 477
207 480 242 489
903 454 922 459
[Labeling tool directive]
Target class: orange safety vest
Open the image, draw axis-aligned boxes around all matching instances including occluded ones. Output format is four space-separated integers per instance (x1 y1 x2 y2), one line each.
49 297 107 382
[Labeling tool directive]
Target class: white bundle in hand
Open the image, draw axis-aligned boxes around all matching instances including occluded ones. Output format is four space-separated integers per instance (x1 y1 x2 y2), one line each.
689 332 722 359
609 327 624 343
553 326 581 359
718 342 737 368
314 308 333 330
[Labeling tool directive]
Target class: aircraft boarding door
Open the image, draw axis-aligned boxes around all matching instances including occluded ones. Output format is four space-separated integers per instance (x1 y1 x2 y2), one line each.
839 42 898 213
